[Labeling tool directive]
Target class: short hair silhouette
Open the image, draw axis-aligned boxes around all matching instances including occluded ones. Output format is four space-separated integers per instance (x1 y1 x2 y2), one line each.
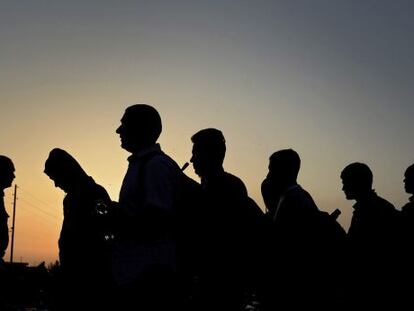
191 128 226 164
340 162 373 190
0 156 13 171
406 164 414 177
0 155 14 189
123 104 162 144
269 149 301 179
404 164 414 194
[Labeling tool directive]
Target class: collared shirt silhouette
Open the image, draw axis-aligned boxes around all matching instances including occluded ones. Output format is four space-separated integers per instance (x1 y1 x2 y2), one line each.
190 128 256 311
263 150 320 248
113 104 181 311
271 184 317 229
347 190 396 249
261 149 332 310
113 143 180 285
341 163 397 252
0 156 14 261
341 162 399 309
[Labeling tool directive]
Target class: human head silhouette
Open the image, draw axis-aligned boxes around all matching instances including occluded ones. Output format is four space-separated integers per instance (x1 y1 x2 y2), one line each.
44 148 88 193
404 164 414 195
0 155 15 190
190 128 226 178
340 162 373 200
116 104 162 153
267 149 301 190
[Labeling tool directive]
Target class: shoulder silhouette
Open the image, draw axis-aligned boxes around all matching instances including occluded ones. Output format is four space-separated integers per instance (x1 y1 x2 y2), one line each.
261 149 345 310
340 162 399 309
113 104 182 311
190 128 264 311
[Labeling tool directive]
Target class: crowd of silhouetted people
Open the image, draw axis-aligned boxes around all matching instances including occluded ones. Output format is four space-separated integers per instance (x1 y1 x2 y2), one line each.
1 104 414 310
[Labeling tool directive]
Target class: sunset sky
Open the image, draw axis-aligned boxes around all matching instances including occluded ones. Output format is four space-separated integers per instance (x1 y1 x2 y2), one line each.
1 0 414 265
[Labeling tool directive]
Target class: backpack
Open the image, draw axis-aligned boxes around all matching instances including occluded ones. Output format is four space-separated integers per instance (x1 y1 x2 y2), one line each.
314 209 347 246
311 208 347 268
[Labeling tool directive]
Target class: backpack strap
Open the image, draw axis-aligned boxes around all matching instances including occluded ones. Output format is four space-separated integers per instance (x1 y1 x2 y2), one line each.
273 185 300 222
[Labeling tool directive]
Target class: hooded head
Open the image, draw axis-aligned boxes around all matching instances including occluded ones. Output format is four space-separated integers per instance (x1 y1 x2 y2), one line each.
44 148 88 193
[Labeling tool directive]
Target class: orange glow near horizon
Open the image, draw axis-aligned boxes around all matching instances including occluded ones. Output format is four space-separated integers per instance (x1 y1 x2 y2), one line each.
2 1 414 265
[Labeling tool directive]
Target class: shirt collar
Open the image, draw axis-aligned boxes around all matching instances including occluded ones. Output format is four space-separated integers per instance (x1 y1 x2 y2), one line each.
128 143 162 163
201 167 225 187
280 184 300 197
353 190 377 210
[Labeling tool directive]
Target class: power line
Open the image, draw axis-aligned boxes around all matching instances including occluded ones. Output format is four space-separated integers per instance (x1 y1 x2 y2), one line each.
18 205 60 227
8 202 60 249
17 186 57 210
5 185 61 264
18 197 60 222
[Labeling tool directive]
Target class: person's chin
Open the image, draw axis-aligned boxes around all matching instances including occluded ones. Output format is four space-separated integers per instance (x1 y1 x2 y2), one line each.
193 167 202 177
120 141 132 152
344 193 352 200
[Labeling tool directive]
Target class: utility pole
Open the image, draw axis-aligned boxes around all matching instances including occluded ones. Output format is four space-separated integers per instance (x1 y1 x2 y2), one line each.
9 184 17 263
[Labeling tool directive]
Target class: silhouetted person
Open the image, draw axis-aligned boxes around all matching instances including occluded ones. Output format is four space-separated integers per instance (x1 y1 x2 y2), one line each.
190 128 258 311
44 148 114 310
399 164 414 308
341 162 399 309
261 149 335 310
0 156 14 309
0 156 14 262
113 104 182 311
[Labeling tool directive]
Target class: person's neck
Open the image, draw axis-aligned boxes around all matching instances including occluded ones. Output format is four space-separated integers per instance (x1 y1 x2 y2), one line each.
201 167 225 184
355 189 375 203
131 143 156 154
280 181 298 194
66 175 91 194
